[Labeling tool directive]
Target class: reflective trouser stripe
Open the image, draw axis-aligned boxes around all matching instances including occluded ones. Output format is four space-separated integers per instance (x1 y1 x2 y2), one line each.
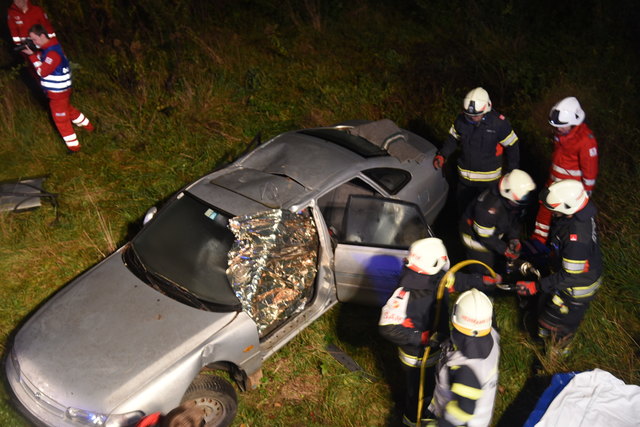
462 233 490 252
458 167 502 182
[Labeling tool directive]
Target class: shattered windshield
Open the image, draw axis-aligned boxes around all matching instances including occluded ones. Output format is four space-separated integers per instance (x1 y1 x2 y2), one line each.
127 192 241 311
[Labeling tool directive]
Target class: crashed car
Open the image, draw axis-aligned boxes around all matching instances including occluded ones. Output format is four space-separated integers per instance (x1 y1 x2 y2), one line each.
5 119 448 426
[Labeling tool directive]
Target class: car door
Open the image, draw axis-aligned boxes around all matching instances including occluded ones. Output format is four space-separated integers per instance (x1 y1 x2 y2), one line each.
333 195 433 306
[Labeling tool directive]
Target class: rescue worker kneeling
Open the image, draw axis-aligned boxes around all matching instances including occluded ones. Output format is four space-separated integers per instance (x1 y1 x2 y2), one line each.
516 180 602 351
460 169 536 275
427 289 500 427
378 238 497 427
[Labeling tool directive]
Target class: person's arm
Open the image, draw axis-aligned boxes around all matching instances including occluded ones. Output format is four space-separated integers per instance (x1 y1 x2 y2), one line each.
471 203 508 255
539 235 590 293
579 136 598 193
497 119 519 172
379 289 427 347
7 12 21 44
438 365 483 427
28 49 61 77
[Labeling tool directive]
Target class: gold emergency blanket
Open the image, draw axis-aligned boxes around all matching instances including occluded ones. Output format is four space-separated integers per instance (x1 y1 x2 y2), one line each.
227 209 319 335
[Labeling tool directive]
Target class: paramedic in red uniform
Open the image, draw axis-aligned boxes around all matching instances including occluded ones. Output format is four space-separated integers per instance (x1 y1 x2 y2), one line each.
531 97 598 245
22 24 94 152
7 0 56 46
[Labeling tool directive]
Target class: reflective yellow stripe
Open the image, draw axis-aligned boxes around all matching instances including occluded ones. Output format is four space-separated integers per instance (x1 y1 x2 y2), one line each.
461 233 490 252
445 400 474 422
458 166 502 182
473 221 495 238
451 382 483 400
499 130 518 147
398 348 439 367
565 277 602 299
449 124 460 139
562 258 587 274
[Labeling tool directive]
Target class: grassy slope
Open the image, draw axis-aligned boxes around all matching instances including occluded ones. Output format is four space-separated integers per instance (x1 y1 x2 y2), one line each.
0 1 639 425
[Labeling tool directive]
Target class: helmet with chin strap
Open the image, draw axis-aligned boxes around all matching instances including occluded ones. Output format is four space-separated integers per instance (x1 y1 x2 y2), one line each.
549 97 585 127
463 87 492 116
541 179 589 215
406 238 450 275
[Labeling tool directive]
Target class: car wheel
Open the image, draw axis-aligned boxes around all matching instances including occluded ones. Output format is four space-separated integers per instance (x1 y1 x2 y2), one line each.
182 375 238 427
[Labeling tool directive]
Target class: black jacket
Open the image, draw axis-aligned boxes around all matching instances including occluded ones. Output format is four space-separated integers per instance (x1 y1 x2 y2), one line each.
440 110 519 185
540 201 603 296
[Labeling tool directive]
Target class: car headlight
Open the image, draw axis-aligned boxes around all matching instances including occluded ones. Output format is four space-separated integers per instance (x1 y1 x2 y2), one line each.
65 407 144 426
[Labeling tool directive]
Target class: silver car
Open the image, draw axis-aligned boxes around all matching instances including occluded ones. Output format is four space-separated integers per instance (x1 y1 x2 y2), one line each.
5 120 448 426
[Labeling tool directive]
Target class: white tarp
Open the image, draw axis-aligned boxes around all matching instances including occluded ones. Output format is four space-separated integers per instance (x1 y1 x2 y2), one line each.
535 369 640 427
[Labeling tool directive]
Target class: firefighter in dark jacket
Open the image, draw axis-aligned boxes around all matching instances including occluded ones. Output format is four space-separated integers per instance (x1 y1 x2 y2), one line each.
379 238 498 427
434 87 520 214
460 169 536 274
428 289 500 427
516 180 603 349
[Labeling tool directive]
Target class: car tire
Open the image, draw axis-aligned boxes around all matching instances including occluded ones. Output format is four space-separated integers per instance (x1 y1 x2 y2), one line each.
182 374 238 427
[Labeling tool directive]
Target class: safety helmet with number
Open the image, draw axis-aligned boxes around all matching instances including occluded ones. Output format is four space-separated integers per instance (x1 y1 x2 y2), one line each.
406 238 450 275
541 179 588 215
499 169 536 205
451 289 493 337
463 87 492 116
549 96 585 127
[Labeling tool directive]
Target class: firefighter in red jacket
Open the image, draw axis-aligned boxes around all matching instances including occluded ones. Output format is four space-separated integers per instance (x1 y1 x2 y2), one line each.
378 238 498 427
434 87 520 215
531 97 599 244
23 24 94 152
7 0 56 47
517 180 602 351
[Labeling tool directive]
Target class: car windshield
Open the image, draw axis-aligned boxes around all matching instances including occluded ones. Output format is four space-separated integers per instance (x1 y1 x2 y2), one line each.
126 192 241 312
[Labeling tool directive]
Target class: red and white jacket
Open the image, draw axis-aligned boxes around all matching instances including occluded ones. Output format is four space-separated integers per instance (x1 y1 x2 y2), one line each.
7 0 56 45
547 123 599 193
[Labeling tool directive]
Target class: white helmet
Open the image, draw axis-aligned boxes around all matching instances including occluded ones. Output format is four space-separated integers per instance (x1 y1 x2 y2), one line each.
499 169 536 205
451 289 493 337
549 96 585 127
463 87 492 116
406 237 450 275
542 179 589 215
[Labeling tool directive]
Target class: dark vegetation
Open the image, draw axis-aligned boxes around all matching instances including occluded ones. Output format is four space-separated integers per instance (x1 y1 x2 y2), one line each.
1 0 639 425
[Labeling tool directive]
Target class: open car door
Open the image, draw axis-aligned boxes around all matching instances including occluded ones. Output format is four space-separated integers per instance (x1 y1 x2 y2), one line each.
334 195 433 306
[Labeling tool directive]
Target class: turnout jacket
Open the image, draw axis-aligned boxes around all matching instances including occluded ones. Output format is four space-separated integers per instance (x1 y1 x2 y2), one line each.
28 39 72 93
379 267 486 365
547 123 598 193
460 183 522 255
440 110 519 186
539 200 602 299
430 329 500 427
7 0 56 45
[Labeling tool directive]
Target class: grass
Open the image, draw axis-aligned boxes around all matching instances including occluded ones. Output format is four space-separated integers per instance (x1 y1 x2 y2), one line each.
1 1 639 426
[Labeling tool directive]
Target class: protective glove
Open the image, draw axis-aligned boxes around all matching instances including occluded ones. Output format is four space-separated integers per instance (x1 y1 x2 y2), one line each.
504 239 522 260
516 280 539 296
421 331 440 348
482 274 502 286
433 154 445 169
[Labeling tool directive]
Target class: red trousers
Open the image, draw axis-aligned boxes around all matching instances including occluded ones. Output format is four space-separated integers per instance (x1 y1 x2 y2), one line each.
47 90 93 151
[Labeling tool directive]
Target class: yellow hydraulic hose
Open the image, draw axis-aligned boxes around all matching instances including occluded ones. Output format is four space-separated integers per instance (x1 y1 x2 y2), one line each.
416 259 497 424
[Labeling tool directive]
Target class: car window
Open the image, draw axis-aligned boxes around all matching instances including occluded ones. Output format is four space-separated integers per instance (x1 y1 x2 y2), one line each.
362 168 410 195
317 178 379 241
130 193 241 311
342 195 430 248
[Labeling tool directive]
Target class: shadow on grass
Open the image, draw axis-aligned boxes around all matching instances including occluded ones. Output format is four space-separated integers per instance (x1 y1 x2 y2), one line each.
496 372 551 427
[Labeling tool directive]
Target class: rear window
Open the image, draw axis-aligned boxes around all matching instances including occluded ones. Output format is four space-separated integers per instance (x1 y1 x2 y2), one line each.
298 129 387 158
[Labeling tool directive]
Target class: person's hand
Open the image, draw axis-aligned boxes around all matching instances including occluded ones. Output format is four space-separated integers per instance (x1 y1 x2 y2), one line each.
433 154 445 169
516 280 538 296
482 274 502 286
21 45 34 55
504 239 521 260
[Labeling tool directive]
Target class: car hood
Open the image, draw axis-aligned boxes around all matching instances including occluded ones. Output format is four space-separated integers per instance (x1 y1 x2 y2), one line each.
12 248 238 412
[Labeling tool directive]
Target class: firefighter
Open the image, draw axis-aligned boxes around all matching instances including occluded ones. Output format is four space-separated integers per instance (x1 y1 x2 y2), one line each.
517 180 602 350
378 238 498 427
434 87 520 215
7 0 56 48
427 288 500 427
23 24 94 152
531 97 599 245
459 169 536 275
